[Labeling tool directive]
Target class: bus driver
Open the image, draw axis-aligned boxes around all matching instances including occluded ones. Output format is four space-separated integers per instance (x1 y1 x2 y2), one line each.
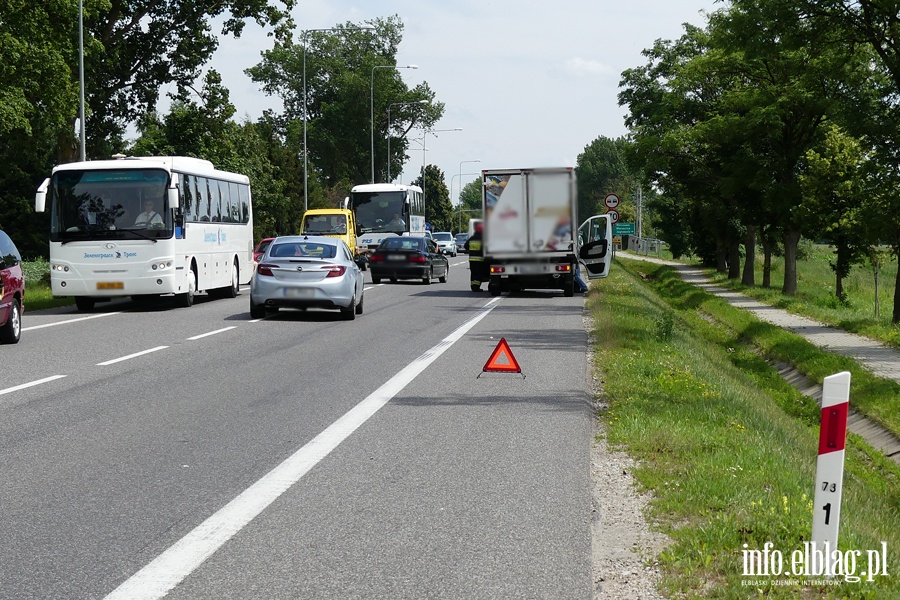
134 199 164 227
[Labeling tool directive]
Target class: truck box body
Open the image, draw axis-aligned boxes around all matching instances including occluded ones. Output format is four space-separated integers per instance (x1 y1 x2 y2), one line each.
482 168 578 296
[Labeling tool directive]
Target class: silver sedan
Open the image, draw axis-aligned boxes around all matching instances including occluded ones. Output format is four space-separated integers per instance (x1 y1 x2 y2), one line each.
250 235 364 320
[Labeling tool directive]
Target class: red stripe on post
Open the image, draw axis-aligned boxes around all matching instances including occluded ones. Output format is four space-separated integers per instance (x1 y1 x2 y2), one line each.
818 402 849 455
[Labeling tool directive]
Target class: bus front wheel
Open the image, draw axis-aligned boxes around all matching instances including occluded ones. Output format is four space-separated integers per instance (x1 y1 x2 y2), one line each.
176 270 196 308
75 297 95 312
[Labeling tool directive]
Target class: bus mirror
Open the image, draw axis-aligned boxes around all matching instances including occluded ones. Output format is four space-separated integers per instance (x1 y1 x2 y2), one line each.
35 178 49 212
342 197 349 209
167 184 180 210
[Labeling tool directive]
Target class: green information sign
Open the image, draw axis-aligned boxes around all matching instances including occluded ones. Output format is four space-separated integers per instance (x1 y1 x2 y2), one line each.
613 222 635 235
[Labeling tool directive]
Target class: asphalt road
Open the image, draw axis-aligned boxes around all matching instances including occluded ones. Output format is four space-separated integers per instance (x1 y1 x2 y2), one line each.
1 258 593 599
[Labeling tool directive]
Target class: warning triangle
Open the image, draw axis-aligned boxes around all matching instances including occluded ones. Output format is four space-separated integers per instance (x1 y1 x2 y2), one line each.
482 337 522 373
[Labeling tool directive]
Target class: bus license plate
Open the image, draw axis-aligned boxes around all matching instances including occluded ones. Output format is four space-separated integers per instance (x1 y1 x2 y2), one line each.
97 282 124 290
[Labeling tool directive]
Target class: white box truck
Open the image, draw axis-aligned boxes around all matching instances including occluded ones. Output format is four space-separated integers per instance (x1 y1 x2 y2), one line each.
482 167 580 296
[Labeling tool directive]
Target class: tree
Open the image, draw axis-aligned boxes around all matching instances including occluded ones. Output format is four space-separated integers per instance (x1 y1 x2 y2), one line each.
247 16 444 191
414 164 453 233
79 0 296 161
798 124 870 303
575 136 634 225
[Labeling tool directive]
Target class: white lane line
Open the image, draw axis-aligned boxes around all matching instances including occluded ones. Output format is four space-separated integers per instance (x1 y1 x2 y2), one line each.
186 327 237 341
23 311 122 331
0 375 67 396
103 296 504 600
96 346 169 366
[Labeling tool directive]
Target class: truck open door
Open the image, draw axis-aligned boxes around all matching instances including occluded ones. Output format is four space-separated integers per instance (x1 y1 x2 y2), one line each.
577 214 613 279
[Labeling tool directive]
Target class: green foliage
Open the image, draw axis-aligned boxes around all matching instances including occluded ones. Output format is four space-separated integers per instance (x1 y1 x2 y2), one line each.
413 164 453 233
574 136 636 224
247 16 443 188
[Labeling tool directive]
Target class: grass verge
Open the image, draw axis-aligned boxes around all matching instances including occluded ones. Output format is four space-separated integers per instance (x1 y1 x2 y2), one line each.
21 258 72 311
589 259 900 599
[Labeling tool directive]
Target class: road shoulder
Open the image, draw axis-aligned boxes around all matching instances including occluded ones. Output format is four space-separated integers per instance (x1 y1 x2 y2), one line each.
587 313 669 599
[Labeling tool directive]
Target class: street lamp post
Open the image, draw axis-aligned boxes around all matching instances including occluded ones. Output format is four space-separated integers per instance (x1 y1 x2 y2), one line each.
386 100 428 182
458 159 481 204
303 25 374 212
371 65 418 184
78 0 86 161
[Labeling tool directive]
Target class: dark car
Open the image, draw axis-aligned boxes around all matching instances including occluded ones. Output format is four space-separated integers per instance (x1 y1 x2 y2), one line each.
455 233 469 253
0 230 24 344
368 236 449 285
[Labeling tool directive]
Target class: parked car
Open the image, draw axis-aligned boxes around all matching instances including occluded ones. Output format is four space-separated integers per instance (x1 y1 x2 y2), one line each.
253 237 275 263
368 236 449 285
455 232 469 253
0 230 24 344
432 231 457 256
250 235 364 320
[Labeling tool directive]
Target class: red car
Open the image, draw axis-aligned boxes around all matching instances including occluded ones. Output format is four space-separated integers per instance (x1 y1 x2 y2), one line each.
253 237 275 263
0 230 24 344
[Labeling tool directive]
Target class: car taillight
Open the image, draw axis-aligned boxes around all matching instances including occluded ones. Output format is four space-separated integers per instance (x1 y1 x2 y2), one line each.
409 254 427 263
257 264 275 276
322 265 346 277
368 254 384 262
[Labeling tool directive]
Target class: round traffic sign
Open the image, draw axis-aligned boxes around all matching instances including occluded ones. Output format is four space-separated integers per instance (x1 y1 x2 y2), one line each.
606 209 619 224
604 193 620 209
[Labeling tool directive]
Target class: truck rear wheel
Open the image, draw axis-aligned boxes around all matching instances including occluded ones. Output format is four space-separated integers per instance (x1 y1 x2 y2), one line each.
563 274 574 297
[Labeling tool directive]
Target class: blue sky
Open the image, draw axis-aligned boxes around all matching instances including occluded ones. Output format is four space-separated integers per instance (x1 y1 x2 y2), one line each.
195 0 722 203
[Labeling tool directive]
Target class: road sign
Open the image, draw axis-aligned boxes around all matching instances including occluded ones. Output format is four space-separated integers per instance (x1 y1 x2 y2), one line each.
604 193 620 209
612 222 635 235
606 209 619 224
812 371 850 550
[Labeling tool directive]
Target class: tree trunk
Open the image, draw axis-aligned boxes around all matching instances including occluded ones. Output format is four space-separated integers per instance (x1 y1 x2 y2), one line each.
728 241 741 279
893 246 900 323
782 229 801 296
716 238 727 273
741 225 756 286
762 238 774 289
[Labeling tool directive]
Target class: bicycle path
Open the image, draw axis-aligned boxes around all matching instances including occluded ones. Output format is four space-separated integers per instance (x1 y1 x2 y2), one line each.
616 252 900 463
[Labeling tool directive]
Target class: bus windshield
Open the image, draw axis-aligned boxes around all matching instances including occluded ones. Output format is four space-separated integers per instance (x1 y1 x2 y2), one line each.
351 191 408 234
49 168 172 241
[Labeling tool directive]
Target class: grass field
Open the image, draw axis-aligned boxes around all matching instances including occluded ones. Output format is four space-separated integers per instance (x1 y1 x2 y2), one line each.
590 258 900 598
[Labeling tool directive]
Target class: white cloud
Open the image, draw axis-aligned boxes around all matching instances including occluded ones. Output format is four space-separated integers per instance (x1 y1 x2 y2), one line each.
564 57 614 77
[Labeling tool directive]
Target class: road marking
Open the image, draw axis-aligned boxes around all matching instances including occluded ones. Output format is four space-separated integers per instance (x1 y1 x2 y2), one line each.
23 311 122 331
103 296 504 600
0 375 67 396
96 346 169 366
186 327 237 341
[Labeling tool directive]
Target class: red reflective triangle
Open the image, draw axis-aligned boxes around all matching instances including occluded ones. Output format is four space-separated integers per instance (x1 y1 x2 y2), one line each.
482 337 522 373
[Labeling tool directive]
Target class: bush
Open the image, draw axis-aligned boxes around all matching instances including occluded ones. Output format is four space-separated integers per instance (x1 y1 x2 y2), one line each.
21 258 51 285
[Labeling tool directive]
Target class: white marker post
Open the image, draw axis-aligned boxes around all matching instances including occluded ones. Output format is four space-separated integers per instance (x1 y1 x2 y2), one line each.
811 371 851 552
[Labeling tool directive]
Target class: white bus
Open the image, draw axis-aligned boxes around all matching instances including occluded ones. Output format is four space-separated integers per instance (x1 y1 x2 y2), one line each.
35 155 253 310
346 183 426 253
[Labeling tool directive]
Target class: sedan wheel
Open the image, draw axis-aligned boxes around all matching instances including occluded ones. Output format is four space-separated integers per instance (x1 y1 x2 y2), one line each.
423 267 432 285
341 295 357 320
439 265 448 284
0 300 21 344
